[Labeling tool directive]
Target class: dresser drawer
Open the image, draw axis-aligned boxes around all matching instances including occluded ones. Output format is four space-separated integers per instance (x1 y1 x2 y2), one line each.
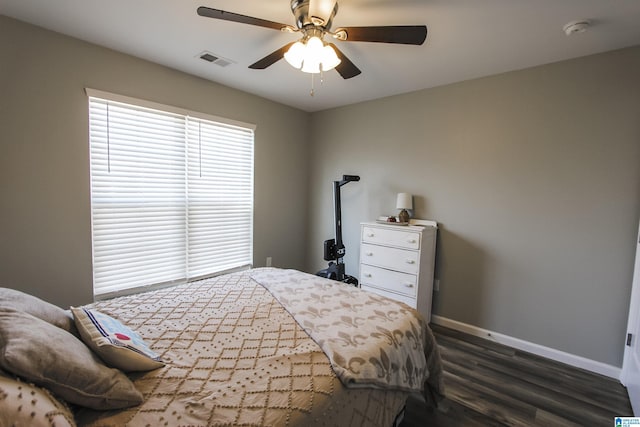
361 284 417 309
360 243 419 274
362 226 421 250
360 264 417 298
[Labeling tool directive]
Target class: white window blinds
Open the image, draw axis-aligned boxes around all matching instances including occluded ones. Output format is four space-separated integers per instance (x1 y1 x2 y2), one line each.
185 118 254 278
88 91 254 296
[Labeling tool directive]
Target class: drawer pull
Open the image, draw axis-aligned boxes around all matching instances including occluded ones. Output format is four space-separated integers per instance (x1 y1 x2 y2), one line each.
367 233 375 237
364 273 372 278
408 239 417 243
365 251 373 256
406 259 416 264
404 283 414 288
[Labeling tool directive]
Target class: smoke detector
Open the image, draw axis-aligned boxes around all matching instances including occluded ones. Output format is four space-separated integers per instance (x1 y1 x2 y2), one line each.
563 20 591 36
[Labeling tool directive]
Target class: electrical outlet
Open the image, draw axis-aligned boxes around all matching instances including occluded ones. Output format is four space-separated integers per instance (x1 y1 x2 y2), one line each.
266 257 272 267
434 279 440 291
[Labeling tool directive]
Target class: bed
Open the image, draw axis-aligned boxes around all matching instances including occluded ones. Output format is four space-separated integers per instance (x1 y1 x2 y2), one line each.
0 268 443 427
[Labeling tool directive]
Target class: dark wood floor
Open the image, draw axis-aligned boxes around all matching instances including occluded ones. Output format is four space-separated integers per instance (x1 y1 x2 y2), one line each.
400 324 633 427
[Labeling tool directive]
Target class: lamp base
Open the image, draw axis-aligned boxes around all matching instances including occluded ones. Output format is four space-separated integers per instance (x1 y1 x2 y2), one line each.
398 209 410 223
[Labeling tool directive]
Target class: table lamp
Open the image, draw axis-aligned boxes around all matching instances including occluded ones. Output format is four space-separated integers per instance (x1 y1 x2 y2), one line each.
396 193 412 223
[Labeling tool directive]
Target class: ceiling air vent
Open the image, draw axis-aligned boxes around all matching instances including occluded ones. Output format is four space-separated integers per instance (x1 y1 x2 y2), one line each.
198 51 234 67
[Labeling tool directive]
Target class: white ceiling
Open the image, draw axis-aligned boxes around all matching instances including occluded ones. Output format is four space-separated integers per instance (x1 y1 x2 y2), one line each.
2 0 640 112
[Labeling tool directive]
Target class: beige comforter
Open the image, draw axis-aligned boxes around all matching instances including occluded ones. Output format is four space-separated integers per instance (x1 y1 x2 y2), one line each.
76 268 443 426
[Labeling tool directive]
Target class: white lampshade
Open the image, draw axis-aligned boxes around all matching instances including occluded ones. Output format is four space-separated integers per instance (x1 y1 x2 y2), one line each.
320 44 341 70
284 41 306 69
306 36 324 55
396 193 413 210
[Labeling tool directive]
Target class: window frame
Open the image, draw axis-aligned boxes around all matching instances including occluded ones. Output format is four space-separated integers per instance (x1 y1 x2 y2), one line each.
86 89 255 298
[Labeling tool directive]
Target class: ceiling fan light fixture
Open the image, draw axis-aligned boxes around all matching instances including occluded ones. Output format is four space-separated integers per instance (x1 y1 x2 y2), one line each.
301 56 322 73
306 36 324 54
320 44 341 70
300 37 324 73
284 41 306 68
284 36 341 73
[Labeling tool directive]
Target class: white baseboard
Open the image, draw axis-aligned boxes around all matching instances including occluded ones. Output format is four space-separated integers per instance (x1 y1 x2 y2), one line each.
431 315 621 380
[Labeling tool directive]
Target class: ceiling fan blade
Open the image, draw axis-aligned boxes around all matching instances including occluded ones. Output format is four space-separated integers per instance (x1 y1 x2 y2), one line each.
328 43 361 79
248 42 295 70
336 25 427 45
197 6 289 31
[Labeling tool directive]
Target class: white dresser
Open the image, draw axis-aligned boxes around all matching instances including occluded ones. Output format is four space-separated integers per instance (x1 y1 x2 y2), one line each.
359 220 437 321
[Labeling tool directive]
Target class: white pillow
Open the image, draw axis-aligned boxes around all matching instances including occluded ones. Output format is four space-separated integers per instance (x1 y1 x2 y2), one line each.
71 307 164 372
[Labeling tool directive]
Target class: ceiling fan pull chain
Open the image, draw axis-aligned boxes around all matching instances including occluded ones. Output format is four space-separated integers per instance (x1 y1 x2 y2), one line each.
310 73 315 97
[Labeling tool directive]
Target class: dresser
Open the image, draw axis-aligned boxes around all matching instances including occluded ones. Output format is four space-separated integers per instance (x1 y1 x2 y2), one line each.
359 220 437 321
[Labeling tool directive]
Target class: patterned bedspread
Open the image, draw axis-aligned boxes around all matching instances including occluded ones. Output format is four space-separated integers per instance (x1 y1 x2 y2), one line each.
250 269 440 396
75 268 443 426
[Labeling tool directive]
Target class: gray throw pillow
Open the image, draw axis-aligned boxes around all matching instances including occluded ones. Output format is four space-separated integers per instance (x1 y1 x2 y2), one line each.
0 308 143 410
0 287 77 336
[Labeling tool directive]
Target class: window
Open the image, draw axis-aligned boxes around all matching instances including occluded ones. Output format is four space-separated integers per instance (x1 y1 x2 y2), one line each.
87 89 254 297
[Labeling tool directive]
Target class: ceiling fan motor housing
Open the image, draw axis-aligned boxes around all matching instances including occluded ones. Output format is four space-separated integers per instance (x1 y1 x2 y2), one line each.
291 0 338 29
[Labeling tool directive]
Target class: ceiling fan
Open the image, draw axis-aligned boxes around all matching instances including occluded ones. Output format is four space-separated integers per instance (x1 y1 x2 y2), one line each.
197 0 427 79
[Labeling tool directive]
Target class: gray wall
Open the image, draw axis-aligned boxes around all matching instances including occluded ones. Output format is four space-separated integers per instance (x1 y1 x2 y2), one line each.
307 46 640 367
0 16 310 307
